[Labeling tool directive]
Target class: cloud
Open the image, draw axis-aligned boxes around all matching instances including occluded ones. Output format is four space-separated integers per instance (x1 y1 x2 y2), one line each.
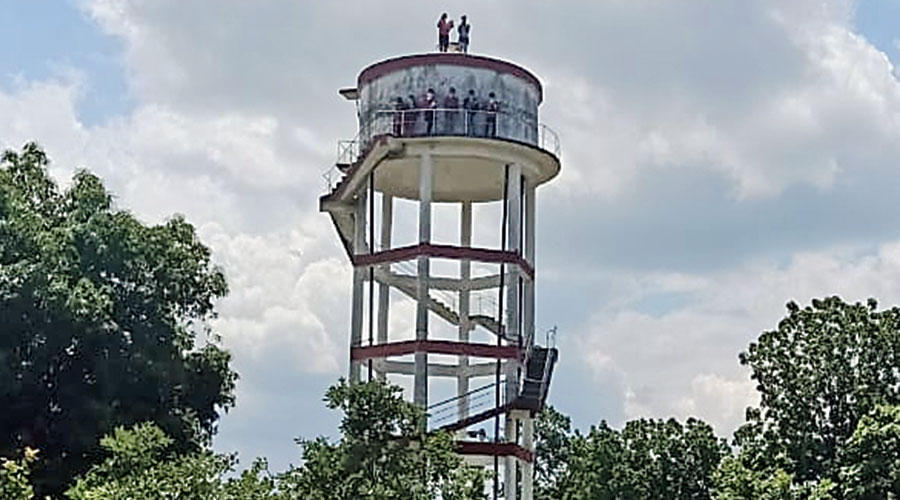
576 241 900 435
4 0 900 465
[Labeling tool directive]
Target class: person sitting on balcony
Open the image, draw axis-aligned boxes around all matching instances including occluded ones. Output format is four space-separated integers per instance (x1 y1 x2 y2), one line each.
424 88 437 135
437 13 453 52
463 89 479 136
457 15 471 54
392 97 408 136
485 92 499 138
443 87 460 134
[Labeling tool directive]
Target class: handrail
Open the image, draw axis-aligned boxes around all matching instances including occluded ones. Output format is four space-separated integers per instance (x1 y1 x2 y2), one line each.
321 107 561 193
537 327 558 403
426 380 508 429
367 108 560 158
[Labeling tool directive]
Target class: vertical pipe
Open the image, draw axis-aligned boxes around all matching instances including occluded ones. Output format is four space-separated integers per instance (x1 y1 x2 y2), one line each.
494 164 510 500
458 201 473 423
368 173 375 381
376 194 393 382
415 152 433 408
349 189 368 383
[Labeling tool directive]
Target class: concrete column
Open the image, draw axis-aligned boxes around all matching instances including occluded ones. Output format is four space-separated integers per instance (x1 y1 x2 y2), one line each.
349 189 368 383
523 183 536 350
505 164 523 404
505 414 519 500
376 194 393 381
522 417 535 500
458 201 473 421
414 152 433 408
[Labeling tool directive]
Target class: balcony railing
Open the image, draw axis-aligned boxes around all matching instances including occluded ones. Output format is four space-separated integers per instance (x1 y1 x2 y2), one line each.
323 108 561 192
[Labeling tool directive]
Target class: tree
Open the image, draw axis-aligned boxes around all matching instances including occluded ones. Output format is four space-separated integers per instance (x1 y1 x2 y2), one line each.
713 457 836 500
66 423 280 500
735 297 900 486
0 144 237 495
534 406 573 499
535 413 727 500
838 404 900 498
279 380 488 500
1 448 39 500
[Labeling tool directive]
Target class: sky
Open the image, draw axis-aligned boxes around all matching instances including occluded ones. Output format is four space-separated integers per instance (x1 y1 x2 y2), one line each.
3 0 900 472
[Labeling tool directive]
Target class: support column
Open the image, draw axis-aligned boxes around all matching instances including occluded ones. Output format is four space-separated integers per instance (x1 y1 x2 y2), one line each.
522 416 535 500
505 414 519 500
376 194 393 381
505 164 523 403
458 201 473 421
414 152 433 408
349 189 368 383
505 165 523 500
523 183 536 349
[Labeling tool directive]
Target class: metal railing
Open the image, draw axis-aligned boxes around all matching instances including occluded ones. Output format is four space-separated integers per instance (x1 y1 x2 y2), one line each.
427 380 507 430
322 107 561 192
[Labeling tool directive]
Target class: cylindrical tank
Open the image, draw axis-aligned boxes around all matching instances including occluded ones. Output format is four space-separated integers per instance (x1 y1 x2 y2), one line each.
357 53 543 149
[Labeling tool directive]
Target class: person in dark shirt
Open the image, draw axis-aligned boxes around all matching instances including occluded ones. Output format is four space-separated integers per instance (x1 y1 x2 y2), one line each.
443 87 460 134
405 94 419 136
424 88 437 135
457 15 471 53
485 92 499 138
463 89 479 136
437 13 453 52
392 97 408 136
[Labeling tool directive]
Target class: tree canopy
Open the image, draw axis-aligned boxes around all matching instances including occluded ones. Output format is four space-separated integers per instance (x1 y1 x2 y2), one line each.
0 144 237 495
734 297 900 487
279 380 488 500
535 410 727 500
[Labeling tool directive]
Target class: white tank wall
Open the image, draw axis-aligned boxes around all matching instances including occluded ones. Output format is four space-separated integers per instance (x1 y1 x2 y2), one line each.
358 61 541 147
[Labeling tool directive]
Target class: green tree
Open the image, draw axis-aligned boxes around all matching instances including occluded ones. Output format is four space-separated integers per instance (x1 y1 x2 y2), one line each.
66 423 280 500
536 414 727 500
735 297 900 487
279 380 488 500
534 406 572 499
0 448 39 500
713 457 836 500
839 404 900 498
0 144 237 495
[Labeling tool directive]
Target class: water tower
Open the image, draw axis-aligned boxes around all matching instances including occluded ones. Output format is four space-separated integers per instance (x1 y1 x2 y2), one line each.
320 51 561 500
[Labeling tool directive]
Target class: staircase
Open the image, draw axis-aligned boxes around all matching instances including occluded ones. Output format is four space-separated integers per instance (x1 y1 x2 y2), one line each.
512 346 558 412
425 343 559 432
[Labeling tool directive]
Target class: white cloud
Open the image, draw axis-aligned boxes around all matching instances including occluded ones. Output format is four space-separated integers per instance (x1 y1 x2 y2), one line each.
578 241 900 435
4 0 900 462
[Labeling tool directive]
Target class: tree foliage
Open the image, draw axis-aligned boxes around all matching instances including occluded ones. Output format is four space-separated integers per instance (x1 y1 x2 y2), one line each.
66 423 279 500
536 412 727 500
0 144 237 495
279 380 488 500
0 448 39 500
838 404 900 498
735 297 900 487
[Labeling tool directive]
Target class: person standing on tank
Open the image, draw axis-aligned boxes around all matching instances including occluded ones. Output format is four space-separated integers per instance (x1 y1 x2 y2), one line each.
457 15 471 53
485 92 499 138
437 13 454 52
405 94 419 136
443 87 460 134
424 88 437 135
464 89 479 136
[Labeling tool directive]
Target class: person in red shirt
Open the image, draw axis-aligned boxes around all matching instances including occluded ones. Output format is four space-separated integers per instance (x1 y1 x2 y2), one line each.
437 13 454 52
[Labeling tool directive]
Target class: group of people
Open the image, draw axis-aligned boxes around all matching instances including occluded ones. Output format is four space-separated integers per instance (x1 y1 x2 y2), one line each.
437 13 471 53
391 87 500 138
